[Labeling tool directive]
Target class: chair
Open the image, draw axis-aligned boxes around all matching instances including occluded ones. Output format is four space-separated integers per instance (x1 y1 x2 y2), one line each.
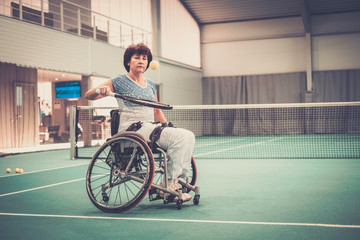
48 125 60 141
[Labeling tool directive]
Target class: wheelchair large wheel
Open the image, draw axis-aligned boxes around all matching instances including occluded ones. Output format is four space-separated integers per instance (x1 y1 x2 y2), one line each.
189 156 197 186
86 134 155 213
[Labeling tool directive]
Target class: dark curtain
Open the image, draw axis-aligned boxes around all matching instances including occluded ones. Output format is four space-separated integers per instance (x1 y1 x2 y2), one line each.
202 72 306 104
202 69 360 104
312 69 360 102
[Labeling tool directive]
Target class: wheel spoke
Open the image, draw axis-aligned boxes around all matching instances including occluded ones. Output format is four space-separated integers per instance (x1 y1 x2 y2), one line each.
86 135 154 212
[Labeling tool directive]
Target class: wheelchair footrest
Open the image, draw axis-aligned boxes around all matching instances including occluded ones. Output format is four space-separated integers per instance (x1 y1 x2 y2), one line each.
148 188 163 202
148 188 174 203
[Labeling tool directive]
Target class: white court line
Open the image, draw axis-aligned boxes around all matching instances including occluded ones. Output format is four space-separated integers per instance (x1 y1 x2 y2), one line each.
194 138 247 148
0 177 85 198
0 163 89 179
0 212 359 229
194 137 282 158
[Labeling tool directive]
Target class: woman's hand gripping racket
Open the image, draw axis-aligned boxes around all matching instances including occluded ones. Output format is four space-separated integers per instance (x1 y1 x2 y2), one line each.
96 89 173 110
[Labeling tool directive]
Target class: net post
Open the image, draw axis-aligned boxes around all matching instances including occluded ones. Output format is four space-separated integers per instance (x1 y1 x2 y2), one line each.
69 105 77 160
305 91 313 103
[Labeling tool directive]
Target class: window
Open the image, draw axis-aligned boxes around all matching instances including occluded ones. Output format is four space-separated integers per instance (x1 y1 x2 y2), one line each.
16 86 22 106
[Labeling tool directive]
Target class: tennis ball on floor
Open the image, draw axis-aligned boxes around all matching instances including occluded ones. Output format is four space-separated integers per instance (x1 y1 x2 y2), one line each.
18 169 24 174
149 60 159 70
6 168 11 173
15 168 20 173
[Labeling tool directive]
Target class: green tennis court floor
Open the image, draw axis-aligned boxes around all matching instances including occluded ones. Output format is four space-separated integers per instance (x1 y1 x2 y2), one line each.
0 149 360 240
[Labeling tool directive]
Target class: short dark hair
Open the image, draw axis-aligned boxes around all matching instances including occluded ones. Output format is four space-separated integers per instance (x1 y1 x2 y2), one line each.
123 43 153 72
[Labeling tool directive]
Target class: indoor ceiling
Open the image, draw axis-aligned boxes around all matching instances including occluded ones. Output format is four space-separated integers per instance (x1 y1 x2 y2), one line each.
37 69 82 83
180 0 360 25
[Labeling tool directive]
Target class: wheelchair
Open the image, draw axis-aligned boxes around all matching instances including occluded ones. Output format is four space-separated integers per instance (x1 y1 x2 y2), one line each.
85 117 200 213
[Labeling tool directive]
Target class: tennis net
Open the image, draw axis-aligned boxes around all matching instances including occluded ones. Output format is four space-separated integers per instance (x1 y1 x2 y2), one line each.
69 102 360 159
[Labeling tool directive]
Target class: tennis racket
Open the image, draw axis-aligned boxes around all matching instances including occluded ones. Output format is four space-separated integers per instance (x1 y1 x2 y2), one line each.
96 89 173 110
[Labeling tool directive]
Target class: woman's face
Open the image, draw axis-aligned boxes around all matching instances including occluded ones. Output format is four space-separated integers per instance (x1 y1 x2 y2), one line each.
128 54 148 73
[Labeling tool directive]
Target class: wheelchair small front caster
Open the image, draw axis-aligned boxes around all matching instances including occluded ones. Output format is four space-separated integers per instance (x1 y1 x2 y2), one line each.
193 195 200 205
176 190 183 210
177 199 183 210
102 194 109 202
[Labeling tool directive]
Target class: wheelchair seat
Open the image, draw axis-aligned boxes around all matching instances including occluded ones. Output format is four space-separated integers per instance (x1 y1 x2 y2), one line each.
112 131 146 142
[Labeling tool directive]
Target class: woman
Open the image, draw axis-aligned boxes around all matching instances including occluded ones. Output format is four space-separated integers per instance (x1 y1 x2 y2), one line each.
85 43 195 201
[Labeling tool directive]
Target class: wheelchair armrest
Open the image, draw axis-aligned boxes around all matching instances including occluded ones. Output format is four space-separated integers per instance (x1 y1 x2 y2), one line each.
151 144 167 154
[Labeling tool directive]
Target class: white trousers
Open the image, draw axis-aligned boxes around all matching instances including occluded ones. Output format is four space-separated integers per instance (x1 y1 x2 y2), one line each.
136 122 195 180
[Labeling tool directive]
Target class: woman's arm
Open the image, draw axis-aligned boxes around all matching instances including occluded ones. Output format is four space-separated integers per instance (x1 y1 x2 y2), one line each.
85 79 114 100
154 95 167 123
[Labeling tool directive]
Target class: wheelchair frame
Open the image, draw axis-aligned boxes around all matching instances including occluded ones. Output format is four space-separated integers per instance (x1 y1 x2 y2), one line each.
86 131 200 213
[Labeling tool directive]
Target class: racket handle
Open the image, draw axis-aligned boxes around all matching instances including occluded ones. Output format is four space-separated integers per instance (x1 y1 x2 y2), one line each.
96 88 115 97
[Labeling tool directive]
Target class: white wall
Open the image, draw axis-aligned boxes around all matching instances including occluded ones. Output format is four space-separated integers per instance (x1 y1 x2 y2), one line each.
201 13 360 77
202 37 306 76
0 15 90 74
313 33 360 71
0 15 128 76
160 0 201 68
0 15 203 105
156 59 202 105
89 40 124 77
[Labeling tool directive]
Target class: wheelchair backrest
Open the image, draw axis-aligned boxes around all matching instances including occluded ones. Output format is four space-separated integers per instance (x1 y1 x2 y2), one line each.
110 109 120 136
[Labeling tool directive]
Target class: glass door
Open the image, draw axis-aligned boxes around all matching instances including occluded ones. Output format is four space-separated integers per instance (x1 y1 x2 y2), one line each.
14 82 37 148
